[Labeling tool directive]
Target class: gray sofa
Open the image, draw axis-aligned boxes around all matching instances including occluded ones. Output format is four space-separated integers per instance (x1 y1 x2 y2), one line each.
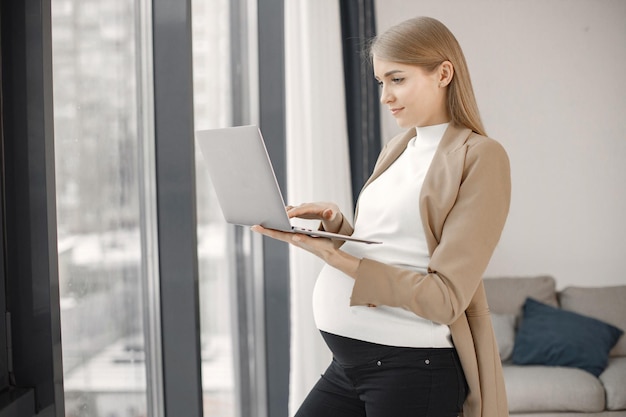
483 276 626 417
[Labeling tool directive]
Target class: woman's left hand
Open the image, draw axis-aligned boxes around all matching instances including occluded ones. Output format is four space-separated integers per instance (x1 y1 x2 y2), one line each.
250 225 360 278
250 225 336 260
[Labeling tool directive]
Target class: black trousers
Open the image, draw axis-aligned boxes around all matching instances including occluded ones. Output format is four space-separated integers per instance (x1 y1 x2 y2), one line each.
295 331 468 417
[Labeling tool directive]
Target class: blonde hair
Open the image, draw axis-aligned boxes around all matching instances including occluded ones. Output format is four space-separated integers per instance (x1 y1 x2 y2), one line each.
369 17 486 136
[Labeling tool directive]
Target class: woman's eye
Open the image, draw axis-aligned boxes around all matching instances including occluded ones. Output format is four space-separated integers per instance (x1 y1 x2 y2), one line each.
391 77 404 84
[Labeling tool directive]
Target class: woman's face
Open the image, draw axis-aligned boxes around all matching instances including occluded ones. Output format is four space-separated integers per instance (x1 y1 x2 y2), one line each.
373 57 450 128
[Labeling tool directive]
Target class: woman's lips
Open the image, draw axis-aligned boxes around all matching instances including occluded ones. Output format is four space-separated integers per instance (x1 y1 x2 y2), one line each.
390 107 404 116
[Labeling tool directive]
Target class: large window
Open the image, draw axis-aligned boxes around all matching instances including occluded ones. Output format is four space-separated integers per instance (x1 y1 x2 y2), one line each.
50 0 255 415
191 1 237 415
51 0 150 416
191 0 261 416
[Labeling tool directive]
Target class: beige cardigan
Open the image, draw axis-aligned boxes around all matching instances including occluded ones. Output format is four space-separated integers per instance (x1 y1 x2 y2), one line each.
330 123 511 417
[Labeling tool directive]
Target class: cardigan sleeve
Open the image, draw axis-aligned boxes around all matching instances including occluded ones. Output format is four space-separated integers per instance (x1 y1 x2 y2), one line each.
349 138 511 325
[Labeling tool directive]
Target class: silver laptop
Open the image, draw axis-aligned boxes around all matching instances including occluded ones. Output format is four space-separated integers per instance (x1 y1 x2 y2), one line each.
196 125 380 244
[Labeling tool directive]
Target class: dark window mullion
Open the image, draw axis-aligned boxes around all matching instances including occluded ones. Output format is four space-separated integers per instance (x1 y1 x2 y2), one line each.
1 0 64 415
151 0 203 416
0 5 8 393
257 0 290 416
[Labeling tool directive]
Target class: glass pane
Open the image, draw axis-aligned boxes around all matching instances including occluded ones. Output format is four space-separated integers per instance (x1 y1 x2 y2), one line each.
191 0 237 416
51 1 149 416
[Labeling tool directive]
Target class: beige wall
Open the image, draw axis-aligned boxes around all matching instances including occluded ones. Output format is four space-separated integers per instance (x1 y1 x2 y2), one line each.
375 0 626 288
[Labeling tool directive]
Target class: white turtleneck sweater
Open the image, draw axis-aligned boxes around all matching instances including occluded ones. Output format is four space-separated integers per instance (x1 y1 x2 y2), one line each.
312 123 453 348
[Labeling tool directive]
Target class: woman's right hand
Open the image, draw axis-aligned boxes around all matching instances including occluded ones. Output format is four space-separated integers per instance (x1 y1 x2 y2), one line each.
286 202 342 231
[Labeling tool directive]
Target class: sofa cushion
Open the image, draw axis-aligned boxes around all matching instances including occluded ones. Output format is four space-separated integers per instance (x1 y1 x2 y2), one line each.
491 313 515 362
484 276 558 319
503 365 606 413
600 356 626 411
559 285 626 357
512 298 623 376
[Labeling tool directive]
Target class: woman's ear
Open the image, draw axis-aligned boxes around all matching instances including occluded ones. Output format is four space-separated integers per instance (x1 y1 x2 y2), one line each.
439 61 454 87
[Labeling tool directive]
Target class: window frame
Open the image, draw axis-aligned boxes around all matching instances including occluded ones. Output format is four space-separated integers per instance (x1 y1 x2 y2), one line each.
256 0 291 416
1 0 65 415
152 0 204 415
0 3 8 395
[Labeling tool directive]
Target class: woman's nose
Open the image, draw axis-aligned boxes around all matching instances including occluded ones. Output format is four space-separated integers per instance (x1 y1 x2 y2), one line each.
380 86 393 104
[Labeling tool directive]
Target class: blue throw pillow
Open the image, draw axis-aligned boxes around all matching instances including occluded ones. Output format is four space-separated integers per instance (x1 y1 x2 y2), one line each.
512 297 623 377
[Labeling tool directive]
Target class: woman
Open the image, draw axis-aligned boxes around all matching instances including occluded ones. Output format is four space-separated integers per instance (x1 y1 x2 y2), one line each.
252 16 510 417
